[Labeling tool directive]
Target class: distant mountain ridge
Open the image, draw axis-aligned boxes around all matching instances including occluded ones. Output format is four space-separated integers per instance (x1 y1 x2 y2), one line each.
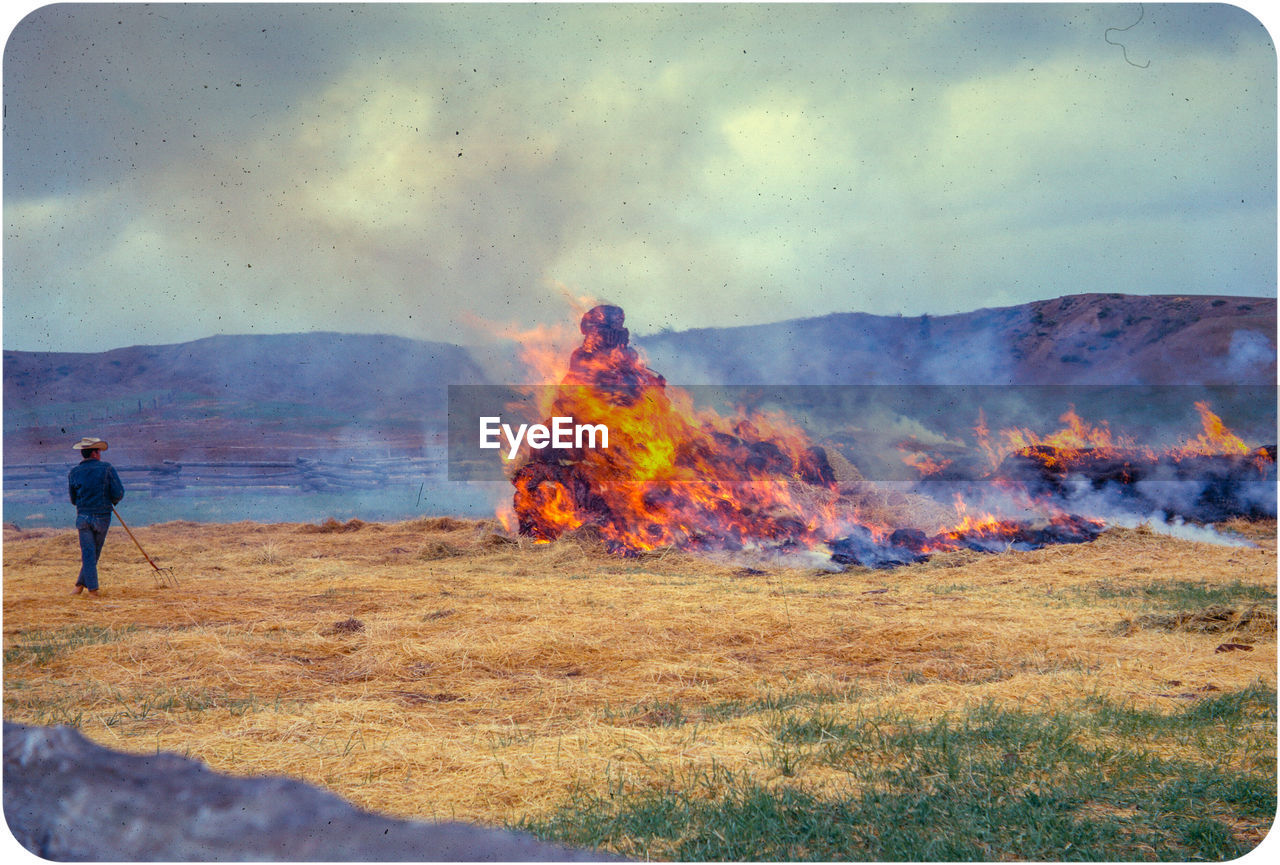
636 293 1277 385
3 331 487 410
3 293 1275 464
3 332 488 463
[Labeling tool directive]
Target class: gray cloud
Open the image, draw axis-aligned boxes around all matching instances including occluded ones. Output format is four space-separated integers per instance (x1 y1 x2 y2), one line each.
3 3 1275 352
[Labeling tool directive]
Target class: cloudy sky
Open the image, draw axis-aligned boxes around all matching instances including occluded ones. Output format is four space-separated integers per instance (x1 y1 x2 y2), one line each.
3 2 1275 352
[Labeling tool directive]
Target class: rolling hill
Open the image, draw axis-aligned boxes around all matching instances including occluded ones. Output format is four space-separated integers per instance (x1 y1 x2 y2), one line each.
637 293 1277 386
3 332 487 463
3 293 1275 465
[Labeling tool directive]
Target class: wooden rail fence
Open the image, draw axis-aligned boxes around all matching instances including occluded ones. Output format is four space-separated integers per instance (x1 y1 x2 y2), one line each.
2 455 449 501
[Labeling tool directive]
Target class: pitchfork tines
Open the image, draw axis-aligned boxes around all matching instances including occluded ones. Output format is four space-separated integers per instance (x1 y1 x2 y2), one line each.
148 565 180 589
111 506 180 588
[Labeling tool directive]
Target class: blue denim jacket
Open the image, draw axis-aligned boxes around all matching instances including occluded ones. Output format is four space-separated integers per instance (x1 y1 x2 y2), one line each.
68 458 125 515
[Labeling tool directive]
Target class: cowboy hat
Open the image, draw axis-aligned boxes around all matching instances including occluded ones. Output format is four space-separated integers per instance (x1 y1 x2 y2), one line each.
72 437 108 451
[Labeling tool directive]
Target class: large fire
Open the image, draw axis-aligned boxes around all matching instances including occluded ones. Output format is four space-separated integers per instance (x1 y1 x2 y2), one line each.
510 305 839 554
501 305 1273 567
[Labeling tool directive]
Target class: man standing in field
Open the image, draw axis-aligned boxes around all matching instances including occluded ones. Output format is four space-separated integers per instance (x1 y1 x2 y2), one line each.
67 437 125 597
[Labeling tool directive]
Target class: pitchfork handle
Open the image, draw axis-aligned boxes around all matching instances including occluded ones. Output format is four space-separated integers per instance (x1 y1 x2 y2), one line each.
111 505 164 573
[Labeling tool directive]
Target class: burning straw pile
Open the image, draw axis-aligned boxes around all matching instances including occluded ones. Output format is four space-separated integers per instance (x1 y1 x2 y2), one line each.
511 304 840 554
501 305 1272 568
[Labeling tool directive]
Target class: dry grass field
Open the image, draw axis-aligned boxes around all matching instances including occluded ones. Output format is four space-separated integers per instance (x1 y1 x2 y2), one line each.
3 514 1276 859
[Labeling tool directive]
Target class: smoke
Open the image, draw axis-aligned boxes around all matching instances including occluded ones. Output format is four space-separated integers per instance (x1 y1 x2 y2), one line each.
1102 512 1257 548
1226 329 1277 380
915 326 1017 386
1057 474 1263 548
822 406 972 482
703 544 846 573
629 337 723 386
637 323 819 386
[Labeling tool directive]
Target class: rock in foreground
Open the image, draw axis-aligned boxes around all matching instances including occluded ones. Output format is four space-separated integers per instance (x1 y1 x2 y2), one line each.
3 721 618 861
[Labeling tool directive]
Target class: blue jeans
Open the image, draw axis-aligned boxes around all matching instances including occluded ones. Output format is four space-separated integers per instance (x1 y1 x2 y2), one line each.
76 513 111 591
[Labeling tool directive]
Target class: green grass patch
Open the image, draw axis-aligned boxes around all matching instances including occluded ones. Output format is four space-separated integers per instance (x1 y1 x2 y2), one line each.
3 625 137 666
517 684 1276 860
1090 579 1275 609
601 700 691 728
97 689 283 727
770 707 859 744
927 582 971 595
701 686 864 725
598 687 868 732
5 684 288 731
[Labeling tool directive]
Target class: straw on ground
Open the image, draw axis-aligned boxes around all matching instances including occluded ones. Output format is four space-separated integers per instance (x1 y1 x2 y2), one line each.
3 516 1274 857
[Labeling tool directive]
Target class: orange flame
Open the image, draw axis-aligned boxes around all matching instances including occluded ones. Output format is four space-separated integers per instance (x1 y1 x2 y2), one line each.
1173 401 1254 459
508 305 839 553
900 450 953 477
984 406 1153 470
901 403 1263 480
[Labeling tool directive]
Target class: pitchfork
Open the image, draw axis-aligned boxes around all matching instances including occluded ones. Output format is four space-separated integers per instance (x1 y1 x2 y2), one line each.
111 506 179 588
